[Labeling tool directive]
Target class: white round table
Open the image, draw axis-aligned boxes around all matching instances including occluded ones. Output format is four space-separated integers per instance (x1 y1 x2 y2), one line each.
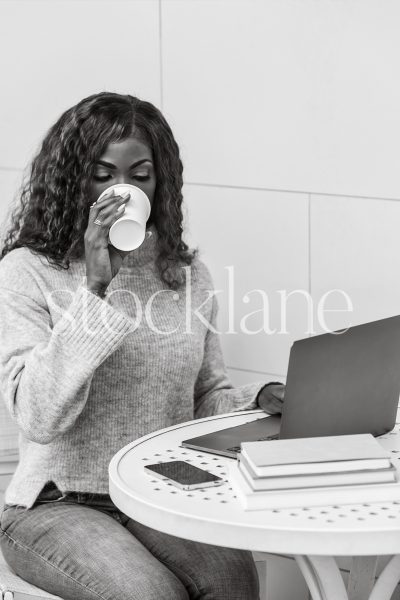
109 409 400 600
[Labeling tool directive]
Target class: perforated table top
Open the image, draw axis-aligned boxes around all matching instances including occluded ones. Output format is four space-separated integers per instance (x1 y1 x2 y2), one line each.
109 409 400 556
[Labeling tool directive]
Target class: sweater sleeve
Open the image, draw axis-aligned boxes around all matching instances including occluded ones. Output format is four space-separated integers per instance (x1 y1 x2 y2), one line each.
0 253 135 444
193 272 266 419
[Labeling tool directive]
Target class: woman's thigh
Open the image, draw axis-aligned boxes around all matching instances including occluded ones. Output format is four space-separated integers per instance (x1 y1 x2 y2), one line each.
0 502 188 600
124 518 260 600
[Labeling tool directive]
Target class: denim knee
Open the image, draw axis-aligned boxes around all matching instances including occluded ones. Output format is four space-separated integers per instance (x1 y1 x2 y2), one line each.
132 571 189 600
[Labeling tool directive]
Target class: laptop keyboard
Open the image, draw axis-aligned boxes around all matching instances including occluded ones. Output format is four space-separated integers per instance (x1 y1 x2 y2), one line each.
227 433 279 454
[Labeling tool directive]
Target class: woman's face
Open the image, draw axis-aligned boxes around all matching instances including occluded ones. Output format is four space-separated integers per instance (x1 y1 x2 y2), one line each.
89 136 157 211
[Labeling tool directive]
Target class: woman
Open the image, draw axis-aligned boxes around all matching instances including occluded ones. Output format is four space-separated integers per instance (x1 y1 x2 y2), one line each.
0 92 284 600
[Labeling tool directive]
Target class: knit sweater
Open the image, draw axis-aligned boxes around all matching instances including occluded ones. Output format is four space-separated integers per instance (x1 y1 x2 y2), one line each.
0 225 266 509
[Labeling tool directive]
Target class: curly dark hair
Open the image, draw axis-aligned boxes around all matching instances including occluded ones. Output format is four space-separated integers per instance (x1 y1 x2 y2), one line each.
0 92 196 289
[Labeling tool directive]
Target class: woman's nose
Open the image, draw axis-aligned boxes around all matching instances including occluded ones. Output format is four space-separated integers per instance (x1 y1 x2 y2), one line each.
115 176 131 185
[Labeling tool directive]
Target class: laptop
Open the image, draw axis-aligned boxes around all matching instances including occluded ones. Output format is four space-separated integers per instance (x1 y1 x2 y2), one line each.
182 315 400 458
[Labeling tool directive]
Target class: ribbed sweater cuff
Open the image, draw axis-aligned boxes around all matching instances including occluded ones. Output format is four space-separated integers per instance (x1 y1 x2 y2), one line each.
54 285 135 366
234 381 269 411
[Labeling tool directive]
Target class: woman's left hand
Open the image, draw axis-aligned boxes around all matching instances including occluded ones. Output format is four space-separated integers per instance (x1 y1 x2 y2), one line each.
257 383 285 414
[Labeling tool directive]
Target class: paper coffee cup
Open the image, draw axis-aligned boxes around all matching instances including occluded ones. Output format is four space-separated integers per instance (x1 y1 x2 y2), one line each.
96 184 151 251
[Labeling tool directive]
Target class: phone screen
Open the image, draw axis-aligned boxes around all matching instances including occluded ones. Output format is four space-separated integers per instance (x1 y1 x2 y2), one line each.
145 461 222 486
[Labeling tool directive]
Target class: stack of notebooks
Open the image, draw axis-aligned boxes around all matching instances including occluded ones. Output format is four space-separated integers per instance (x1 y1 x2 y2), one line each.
229 433 400 510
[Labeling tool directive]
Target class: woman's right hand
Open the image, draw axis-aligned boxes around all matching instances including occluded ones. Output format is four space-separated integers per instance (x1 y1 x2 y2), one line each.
257 383 285 414
84 189 131 297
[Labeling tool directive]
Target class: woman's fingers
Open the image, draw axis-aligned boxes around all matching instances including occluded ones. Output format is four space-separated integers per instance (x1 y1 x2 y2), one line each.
89 192 130 228
89 188 116 210
90 191 130 213
90 190 129 213
258 383 285 414
93 203 126 228
273 384 285 401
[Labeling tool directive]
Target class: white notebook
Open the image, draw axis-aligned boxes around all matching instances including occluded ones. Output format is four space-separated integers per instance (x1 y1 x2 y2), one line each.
239 461 397 491
240 433 391 477
230 462 400 511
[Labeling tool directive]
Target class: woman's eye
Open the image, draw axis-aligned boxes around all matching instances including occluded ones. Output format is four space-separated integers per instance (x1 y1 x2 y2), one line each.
93 174 150 182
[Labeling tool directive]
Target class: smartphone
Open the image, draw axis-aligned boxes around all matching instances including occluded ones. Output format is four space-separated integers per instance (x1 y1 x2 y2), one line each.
144 460 224 491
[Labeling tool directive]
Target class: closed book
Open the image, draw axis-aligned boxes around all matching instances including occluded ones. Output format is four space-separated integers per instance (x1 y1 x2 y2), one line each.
239 460 397 490
229 463 400 511
240 434 391 478
238 452 392 479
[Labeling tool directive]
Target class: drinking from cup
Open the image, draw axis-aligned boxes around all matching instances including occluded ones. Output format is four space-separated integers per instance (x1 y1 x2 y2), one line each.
96 183 151 251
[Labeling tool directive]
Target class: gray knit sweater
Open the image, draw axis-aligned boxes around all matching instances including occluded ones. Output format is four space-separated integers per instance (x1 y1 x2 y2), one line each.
0 226 265 509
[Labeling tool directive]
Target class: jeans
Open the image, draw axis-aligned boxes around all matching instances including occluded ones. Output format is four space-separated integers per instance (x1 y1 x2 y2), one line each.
0 482 260 600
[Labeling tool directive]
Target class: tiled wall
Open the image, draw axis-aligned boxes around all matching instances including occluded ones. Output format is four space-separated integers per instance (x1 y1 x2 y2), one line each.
1 0 399 386
1 2 400 598
174 0 400 385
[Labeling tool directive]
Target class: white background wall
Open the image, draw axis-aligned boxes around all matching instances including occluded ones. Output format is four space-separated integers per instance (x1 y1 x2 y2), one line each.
1 0 400 387
1 1 400 598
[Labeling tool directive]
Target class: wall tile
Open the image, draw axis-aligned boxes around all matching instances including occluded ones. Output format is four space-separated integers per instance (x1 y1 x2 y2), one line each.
311 197 400 333
163 0 400 198
0 0 160 169
184 184 308 375
227 368 286 390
